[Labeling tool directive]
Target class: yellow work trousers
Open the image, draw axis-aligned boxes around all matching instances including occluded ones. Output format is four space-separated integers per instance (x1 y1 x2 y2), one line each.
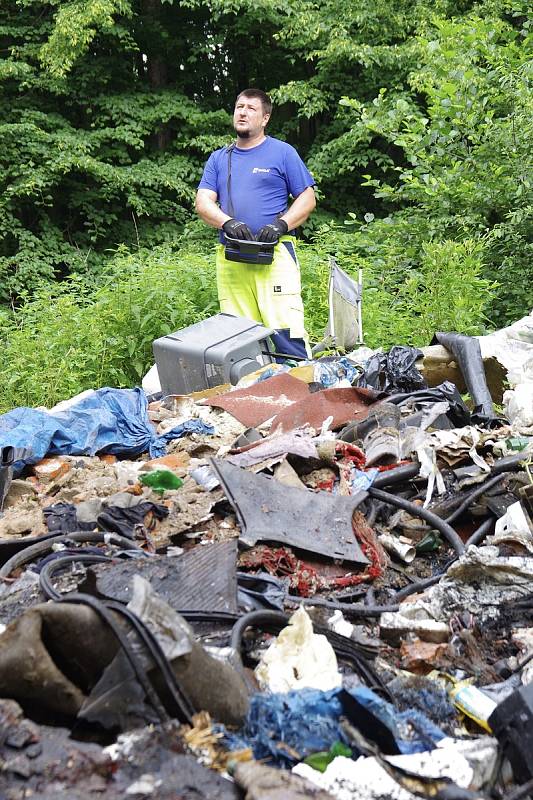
216 237 309 348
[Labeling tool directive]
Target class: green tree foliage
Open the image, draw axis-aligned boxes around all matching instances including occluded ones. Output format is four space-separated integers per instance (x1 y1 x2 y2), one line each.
277 0 532 324
0 0 295 298
0 0 531 325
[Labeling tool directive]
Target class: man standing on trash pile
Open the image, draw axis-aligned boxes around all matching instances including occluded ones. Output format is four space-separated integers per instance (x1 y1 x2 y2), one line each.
195 88 316 359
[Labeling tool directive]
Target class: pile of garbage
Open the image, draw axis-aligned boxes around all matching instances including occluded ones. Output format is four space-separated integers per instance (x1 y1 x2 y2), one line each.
0 313 532 800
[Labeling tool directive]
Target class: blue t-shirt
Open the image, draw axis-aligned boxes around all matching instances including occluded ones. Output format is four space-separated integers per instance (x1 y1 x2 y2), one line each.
198 136 315 238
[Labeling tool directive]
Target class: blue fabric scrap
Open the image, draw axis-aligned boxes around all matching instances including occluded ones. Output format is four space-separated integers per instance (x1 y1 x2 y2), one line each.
218 685 445 767
221 689 345 766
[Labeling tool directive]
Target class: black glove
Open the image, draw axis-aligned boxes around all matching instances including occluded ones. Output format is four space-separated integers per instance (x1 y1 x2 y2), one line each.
256 218 289 243
222 218 254 241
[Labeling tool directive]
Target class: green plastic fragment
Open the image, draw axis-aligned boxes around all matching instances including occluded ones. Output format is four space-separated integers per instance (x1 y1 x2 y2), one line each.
416 530 443 552
140 469 183 494
303 741 352 772
506 437 530 452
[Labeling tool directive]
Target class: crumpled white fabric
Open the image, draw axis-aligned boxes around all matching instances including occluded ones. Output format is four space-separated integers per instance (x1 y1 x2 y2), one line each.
255 606 342 692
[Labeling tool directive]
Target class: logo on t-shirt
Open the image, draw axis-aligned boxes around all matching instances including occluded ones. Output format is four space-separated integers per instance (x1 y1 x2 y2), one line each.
252 167 271 174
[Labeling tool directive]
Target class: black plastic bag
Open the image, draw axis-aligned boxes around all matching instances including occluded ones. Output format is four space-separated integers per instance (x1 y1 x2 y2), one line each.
357 346 427 393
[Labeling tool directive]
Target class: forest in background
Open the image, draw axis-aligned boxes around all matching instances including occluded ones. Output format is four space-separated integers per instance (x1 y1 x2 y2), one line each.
0 0 531 409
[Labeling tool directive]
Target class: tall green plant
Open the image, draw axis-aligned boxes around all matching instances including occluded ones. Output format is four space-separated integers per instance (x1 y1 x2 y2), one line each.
0 244 218 411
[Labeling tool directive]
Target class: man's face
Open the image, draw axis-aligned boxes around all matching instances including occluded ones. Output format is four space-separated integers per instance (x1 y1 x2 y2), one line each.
233 95 269 139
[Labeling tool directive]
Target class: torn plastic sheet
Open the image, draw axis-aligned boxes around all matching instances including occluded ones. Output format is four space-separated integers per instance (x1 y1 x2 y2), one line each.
292 739 490 800
190 464 220 491
211 458 370 564
0 388 208 471
314 357 361 389
255 607 342 693
237 571 289 611
504 382 533 429
389 381 472 429
386 545 533 626
489 501 533 553
478 310 533 387
226 429 319 468
349 468 380 493
294 735 497 800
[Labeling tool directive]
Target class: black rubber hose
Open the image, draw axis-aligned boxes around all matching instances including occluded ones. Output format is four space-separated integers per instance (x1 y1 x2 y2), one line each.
371 452 530 493
368 487 465 555
365 500 378 526
445 472 510 524
288 596 400 616
394 575 441 602
57 593 168 722
372 463 419 489
0 531 142 579
40 553 113 600
464 516 494 548
485 453 530 475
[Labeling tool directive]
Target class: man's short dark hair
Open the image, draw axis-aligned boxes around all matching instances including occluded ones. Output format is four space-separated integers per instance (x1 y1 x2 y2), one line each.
236 88 272 117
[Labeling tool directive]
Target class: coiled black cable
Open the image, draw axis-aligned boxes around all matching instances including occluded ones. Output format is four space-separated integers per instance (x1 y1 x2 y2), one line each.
0 531 141 579
368 487 465 555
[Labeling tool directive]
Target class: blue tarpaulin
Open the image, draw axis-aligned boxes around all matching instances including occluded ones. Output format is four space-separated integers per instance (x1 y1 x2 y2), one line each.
0 387 214 470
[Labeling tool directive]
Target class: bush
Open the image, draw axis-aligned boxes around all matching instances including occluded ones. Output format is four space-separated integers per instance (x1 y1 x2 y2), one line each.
298 223 497 349
0 229 499 413
0 244 218 412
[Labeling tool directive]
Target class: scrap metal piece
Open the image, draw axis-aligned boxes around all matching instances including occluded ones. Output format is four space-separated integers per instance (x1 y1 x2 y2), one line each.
210 459 369 564
271 387 382 433
90 540 239 613
202 373 310 428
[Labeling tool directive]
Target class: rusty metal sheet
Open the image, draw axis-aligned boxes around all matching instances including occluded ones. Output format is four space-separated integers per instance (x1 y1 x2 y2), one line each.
88 540 238 613
271 386 383 433
210 458 369 564
201 373 310 428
